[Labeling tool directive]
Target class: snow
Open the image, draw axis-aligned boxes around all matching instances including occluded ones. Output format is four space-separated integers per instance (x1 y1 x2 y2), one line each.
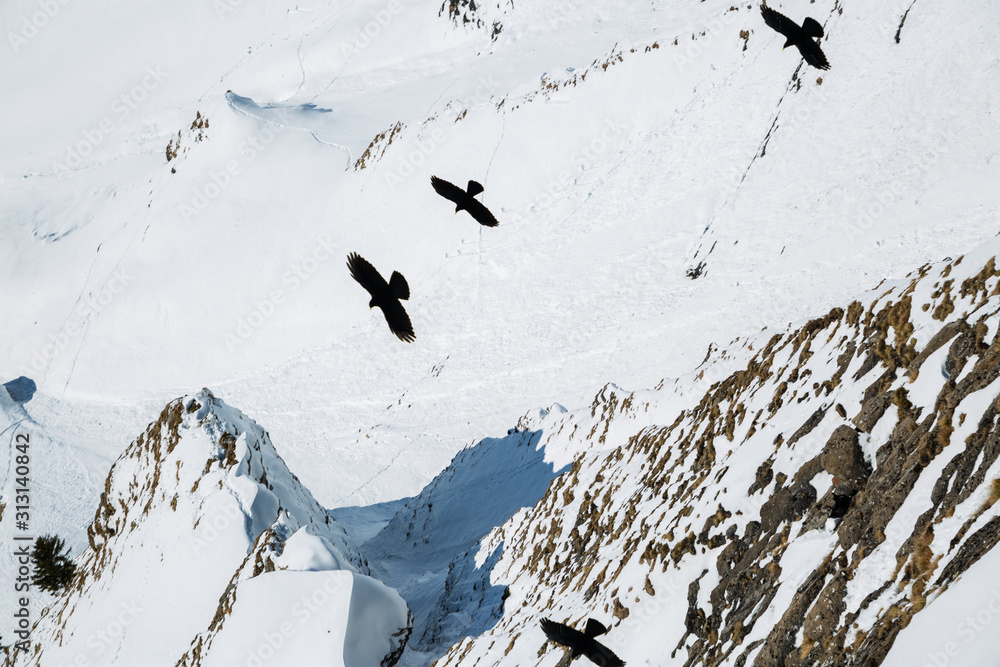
882 544 1000 667
330 498 409 546
276 526 351 572
361 430 562 662
739 529 839 659
902 341 952 409
863 407 899 464
197 570 409 667
2 0 1000 662
1 390 414 665
4 0 999 514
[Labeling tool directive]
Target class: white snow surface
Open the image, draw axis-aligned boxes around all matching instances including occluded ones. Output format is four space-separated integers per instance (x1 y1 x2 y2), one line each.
197 570 410 667
2 0 1000 663
882 544 1000 667
2 390 408 666
2 0 998 509
421 245 1000 666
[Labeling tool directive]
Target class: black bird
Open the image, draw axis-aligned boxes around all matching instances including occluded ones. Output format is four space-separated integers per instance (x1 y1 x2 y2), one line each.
430 175 499 227
830 491 854 519
540 618 625 667
347 252 415 343
760 4 830 70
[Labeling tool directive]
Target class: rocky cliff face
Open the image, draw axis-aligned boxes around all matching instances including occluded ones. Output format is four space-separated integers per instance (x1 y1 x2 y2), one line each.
430 244 1000 666
439 0 510 40
7 389 410 667
9 246 1000 666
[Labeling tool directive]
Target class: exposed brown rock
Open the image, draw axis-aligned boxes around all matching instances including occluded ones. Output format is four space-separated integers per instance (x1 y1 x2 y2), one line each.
820 426 872 492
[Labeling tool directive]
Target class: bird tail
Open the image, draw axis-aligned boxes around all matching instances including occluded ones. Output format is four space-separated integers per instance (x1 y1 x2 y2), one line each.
466 180 485 197
801 17 824 38
585 619 609 637
389 271 410 300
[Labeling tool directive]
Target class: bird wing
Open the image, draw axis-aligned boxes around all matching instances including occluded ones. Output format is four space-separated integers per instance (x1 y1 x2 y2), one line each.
431 175 466 205
540 618 587 650
380 298 415 343
347 252 388 297
541 619 626 666
797 39 830 70
760 5 799 39
465 198 500 227
584 639 626 667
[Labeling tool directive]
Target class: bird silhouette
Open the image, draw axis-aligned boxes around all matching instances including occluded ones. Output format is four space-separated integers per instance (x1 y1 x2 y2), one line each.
760 4 830 70
540 618 625 666
431 176 499 227
347 252 415 343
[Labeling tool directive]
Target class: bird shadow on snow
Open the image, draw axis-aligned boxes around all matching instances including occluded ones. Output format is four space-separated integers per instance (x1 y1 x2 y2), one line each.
356 429 567 665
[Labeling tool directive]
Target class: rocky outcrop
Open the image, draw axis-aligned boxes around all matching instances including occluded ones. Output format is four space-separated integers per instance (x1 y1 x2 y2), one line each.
430 247 1000 666
820 426 872 492
439 0 510 40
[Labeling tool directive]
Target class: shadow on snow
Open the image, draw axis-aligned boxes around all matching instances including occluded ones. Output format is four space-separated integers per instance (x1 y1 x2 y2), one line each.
360 429 565 665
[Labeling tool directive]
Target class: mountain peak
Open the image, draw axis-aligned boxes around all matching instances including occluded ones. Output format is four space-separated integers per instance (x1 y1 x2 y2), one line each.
14 389 410 667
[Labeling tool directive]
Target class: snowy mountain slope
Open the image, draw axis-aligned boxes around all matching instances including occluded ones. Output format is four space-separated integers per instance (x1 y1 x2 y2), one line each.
2 0 998 520
4 389 409 666
361 428 567 665
424 240 1000 666
1 0 999 661
185 0 1000 512
0 386 158 638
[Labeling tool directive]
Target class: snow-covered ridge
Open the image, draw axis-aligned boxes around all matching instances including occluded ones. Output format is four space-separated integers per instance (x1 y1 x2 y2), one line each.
8 389 410 667
424 241 1000 666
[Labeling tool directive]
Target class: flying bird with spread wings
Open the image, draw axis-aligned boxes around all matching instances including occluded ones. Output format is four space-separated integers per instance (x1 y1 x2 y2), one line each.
347 252 415 343
431 175 499 227
760 4 830 70
540 618 625 667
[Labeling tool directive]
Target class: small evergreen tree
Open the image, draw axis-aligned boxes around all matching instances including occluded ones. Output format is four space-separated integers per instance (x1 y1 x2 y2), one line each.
31 534 76 594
